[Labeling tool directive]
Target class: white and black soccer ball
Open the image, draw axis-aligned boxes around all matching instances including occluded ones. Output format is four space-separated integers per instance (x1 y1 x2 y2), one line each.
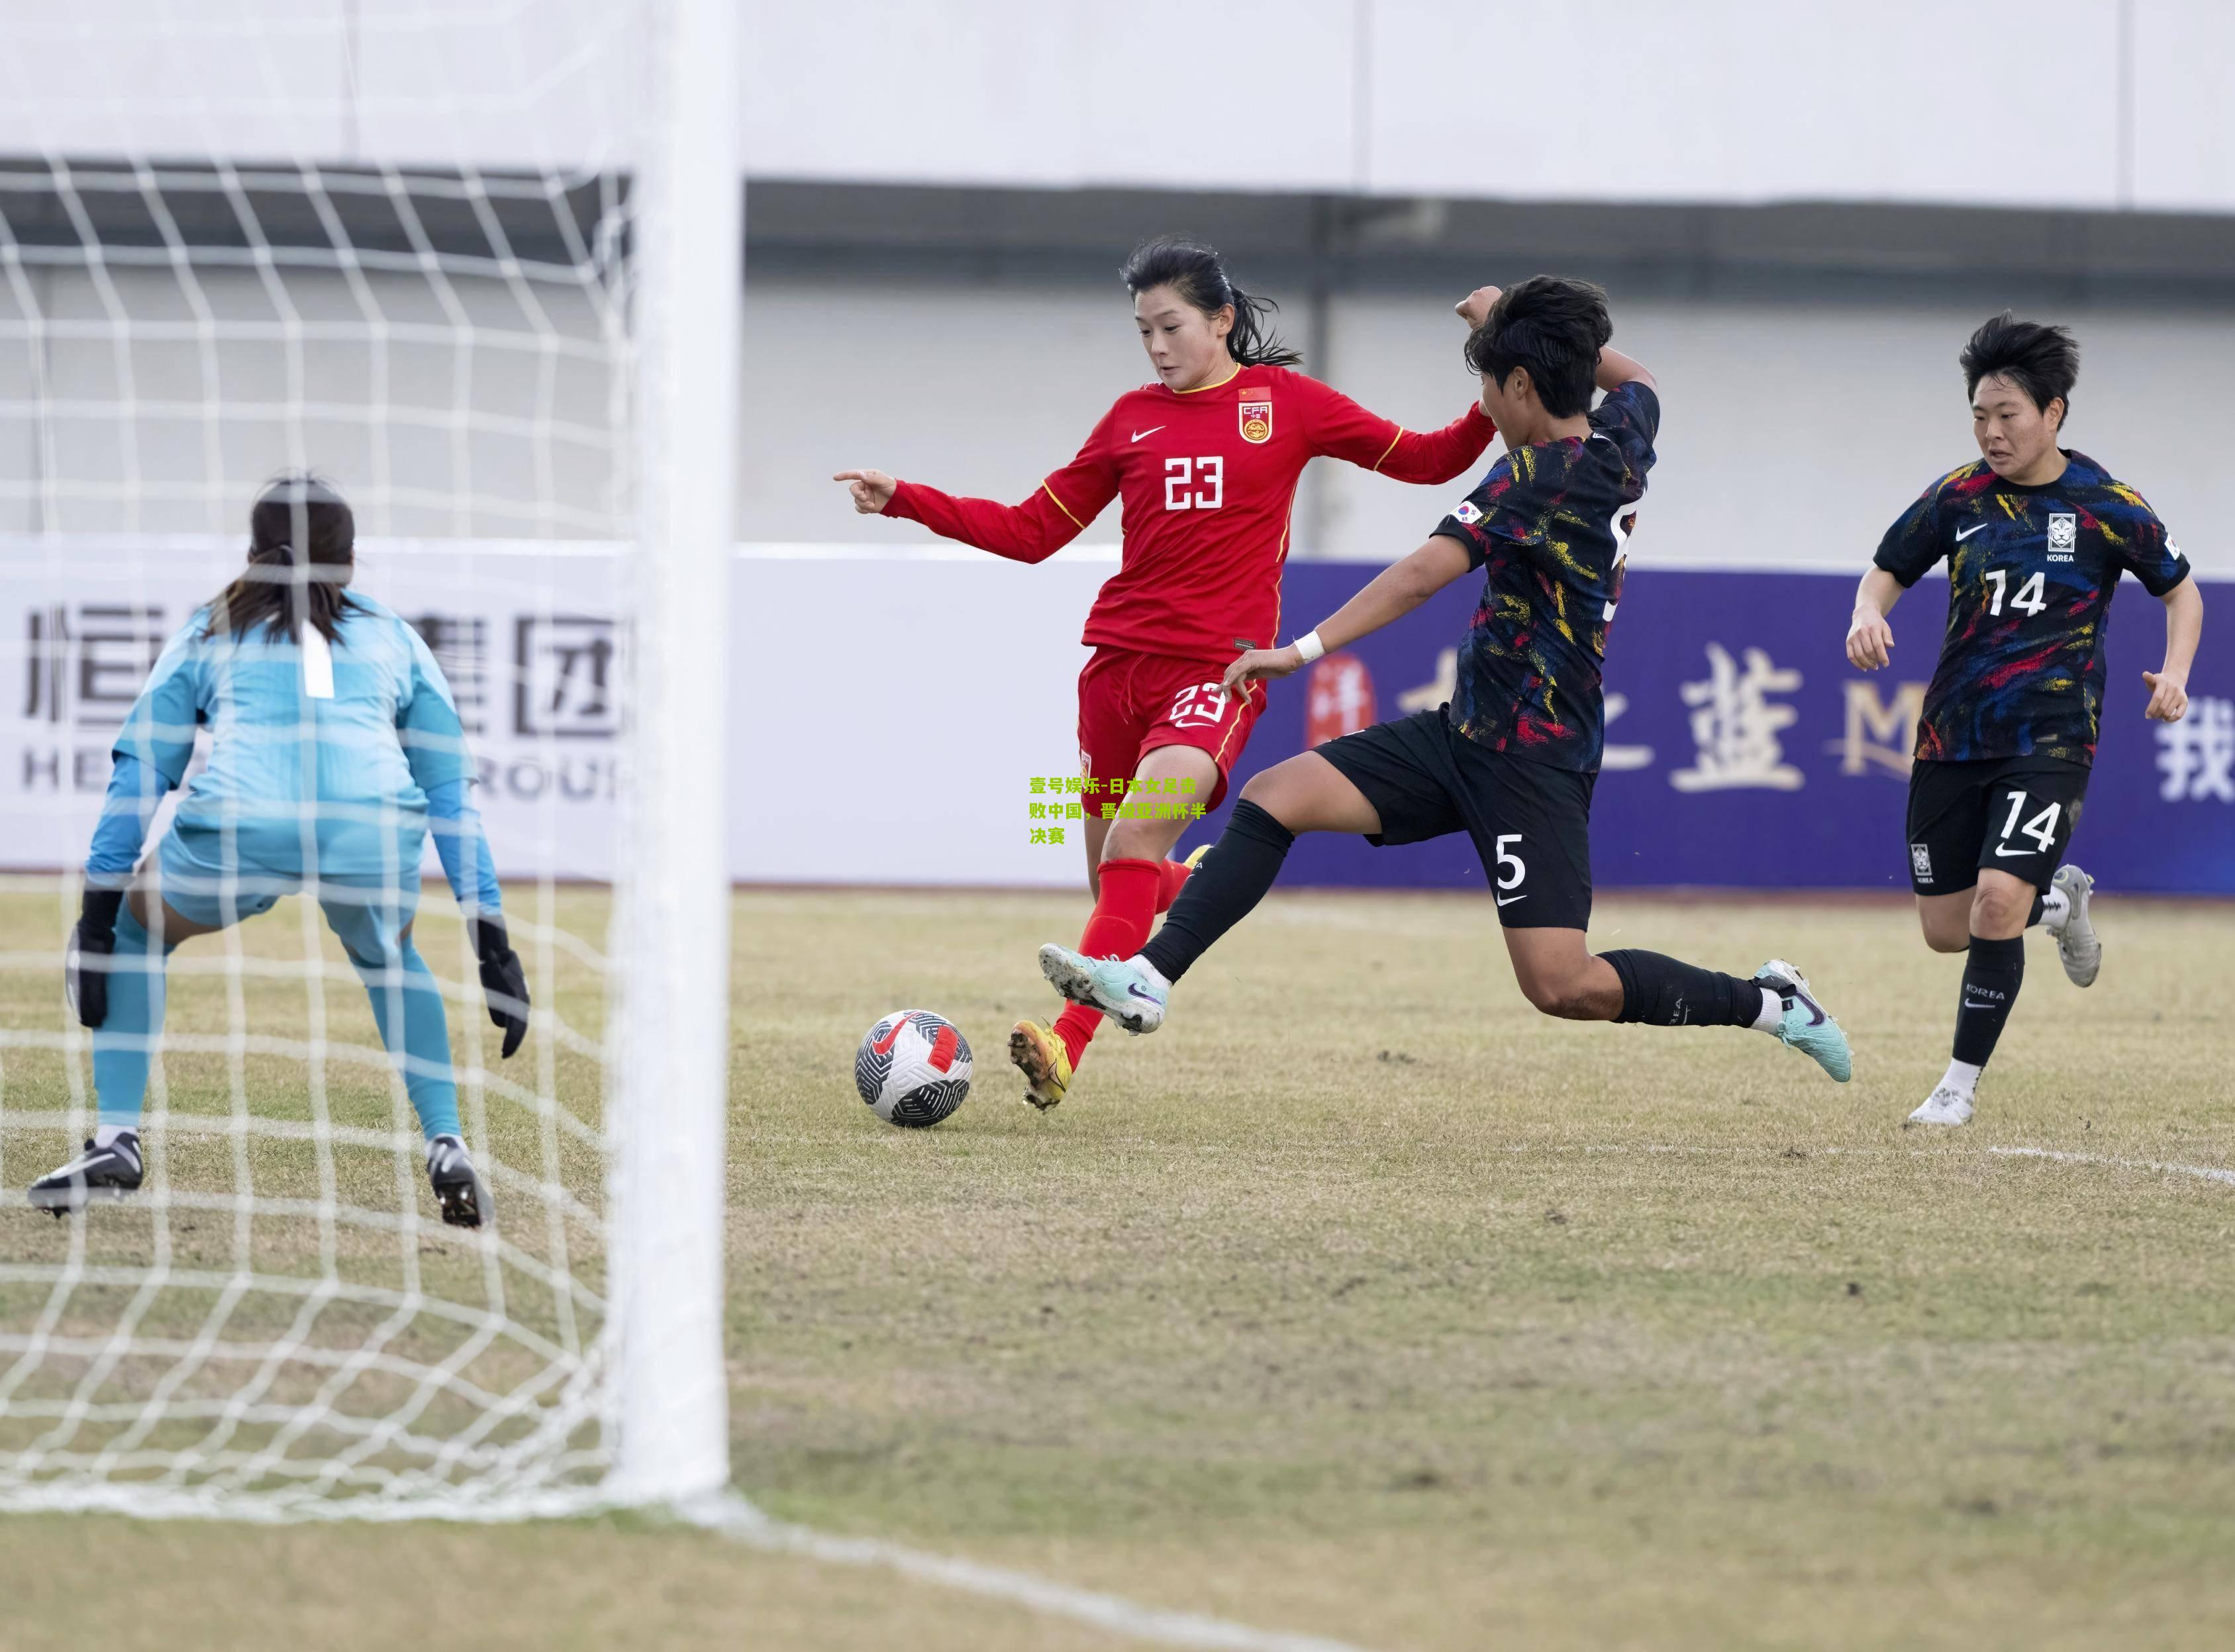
854 1010 972 1128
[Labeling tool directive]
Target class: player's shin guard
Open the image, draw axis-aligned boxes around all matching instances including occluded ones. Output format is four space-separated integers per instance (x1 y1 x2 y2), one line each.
1052 856 1161 1065
1952 934 2024 1069
1138 800 1294 984
1599 949 1764 1028
1154 853 1193 914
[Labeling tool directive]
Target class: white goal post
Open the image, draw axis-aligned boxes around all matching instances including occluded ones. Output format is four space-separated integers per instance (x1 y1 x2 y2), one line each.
609 0 738 1506
0 0 737 1518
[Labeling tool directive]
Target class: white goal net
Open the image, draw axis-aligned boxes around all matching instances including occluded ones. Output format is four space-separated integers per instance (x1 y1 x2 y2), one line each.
0 0 735 1520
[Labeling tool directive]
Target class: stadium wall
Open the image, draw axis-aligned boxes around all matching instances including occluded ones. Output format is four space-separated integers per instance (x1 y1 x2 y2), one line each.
9 2 2235 213
1 540 2224 895
4 264 2232 579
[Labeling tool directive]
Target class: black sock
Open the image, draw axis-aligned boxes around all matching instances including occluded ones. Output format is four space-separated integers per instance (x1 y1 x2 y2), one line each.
1599 949 1765 1028
1952 934 2024 1067
1140 799 1293 983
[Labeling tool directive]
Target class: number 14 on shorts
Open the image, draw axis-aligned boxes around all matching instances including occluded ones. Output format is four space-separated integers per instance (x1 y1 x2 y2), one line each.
1993 791 2061 858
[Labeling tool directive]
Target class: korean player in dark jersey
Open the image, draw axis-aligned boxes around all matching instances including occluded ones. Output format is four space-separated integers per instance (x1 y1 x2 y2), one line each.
1037 278 1853 1085
1847 314 2205 1128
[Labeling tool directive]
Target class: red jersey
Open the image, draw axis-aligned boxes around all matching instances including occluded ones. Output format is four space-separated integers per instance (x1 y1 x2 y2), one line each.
883 364 1496 662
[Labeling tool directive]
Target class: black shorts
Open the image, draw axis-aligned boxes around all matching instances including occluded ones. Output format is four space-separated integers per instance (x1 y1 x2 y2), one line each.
1905 756 2088 896
1316 707 1595 929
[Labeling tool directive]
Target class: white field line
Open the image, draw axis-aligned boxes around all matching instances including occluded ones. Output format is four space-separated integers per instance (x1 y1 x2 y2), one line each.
685 1492 1373 1652
1987 1144 2235 1188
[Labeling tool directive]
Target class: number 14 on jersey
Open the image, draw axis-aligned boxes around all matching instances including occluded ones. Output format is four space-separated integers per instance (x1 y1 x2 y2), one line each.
1983 568 2047 616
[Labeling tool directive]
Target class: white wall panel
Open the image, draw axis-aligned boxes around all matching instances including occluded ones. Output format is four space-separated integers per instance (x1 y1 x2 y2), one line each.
2131 0 2235 211
0 1 350 163
7 1 2231 215
1364 0 2119 207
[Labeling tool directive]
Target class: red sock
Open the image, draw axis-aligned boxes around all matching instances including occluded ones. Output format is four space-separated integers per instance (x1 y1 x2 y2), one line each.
1154 853 1193 914
1053 857 1160 1067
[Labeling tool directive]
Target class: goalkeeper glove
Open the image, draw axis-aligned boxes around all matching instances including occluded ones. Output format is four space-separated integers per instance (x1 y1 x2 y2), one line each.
67 888 124 1030
470 912 530 1058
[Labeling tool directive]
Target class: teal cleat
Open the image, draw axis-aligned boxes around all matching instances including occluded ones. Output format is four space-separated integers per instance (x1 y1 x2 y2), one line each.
1038 943 1168 1035
1754 957 1851 1083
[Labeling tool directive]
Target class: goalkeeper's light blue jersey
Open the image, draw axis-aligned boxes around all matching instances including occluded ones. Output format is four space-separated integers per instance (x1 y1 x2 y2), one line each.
111 594 474 877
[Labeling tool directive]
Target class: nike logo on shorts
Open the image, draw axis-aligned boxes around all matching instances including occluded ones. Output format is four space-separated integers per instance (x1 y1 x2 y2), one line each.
1130 426 1166 442
1495 893 1527 908
1954 522 1989 542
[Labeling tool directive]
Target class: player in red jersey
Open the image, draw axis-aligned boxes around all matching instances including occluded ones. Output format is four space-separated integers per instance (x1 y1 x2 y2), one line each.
838 236 1498 1110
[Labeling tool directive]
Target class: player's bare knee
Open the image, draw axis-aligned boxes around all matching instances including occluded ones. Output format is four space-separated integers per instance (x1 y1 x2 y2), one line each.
1969 883 2030 936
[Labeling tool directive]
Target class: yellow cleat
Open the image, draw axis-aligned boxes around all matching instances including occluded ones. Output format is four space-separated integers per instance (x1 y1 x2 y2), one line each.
1008 1018 1073 1112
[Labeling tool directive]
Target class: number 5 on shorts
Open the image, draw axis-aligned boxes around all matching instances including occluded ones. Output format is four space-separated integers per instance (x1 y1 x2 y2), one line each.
1494 832 1527 904
1993 791 2061 859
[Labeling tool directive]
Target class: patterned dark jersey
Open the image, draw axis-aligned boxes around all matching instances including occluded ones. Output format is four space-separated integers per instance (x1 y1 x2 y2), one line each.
1873 450 2190 766
1429 381 1658 773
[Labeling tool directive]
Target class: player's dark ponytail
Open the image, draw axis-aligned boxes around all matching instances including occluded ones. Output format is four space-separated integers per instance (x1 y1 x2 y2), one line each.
205 473 362 644
1121 235 1303 369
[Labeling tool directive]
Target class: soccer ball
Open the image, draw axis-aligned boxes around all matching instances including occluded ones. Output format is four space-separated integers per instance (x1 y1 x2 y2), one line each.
854 1010 972 1128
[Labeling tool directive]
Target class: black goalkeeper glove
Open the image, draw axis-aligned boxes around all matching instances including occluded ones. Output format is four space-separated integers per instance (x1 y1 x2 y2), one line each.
68 888 124 1030
470 913 530 1059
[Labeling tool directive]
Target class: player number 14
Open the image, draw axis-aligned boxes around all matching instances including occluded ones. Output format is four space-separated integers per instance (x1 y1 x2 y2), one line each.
1983 568 2047 617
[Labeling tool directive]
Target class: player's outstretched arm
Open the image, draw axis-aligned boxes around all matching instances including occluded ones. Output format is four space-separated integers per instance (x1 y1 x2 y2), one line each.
1846 567 1905 671
1221 535 1473 699
2144 574 2203 722
833 421 1119 566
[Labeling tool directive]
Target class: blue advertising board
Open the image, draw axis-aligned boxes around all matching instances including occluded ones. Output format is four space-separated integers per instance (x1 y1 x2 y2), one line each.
1207 566 2230 895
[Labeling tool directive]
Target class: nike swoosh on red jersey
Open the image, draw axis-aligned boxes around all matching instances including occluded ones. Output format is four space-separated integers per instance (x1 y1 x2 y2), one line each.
1130 426 1166 442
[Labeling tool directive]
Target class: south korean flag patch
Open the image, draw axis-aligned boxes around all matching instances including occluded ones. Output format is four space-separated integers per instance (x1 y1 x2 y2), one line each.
1452 500 1484 526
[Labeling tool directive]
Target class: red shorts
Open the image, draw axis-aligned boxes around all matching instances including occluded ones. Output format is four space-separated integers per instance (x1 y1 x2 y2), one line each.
1076 646 1266 812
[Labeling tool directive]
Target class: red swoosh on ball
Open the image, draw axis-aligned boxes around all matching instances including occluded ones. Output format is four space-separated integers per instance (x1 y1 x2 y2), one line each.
926 1022 959 1073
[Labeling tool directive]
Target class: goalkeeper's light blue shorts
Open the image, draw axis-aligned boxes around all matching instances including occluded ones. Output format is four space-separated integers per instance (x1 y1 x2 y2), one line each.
152 819 427 936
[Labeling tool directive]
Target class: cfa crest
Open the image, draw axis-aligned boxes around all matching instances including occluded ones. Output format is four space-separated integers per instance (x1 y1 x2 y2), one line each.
2048 512 2077 556
1238 393 1272 444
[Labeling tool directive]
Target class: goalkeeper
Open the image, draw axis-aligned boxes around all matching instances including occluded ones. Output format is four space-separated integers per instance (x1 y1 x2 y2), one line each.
28 475 529 1226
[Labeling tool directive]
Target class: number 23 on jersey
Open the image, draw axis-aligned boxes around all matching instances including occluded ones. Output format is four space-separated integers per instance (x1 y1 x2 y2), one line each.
1164 456 1223 511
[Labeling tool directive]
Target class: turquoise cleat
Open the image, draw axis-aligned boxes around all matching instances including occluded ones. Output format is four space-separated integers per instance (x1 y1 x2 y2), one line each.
1754 957 1852 1083
1038 943 1168 1035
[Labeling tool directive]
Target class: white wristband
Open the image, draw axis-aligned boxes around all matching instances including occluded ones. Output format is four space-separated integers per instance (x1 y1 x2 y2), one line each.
1294 629 1325 664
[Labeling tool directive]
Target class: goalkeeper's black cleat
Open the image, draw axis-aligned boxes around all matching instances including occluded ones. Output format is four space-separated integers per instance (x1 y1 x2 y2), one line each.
28 1131 143 1216
426 1134 492 1230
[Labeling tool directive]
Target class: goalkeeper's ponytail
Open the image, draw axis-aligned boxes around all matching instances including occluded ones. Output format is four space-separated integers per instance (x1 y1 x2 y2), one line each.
206 472 362 644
